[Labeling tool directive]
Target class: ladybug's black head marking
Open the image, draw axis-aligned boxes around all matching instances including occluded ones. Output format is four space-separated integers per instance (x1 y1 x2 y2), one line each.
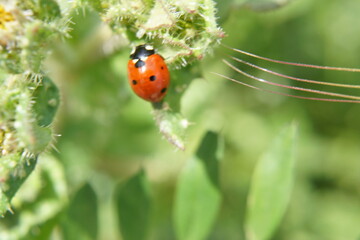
130 44 155 60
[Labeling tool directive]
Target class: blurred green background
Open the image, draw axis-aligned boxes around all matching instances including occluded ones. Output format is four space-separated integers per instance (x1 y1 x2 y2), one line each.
3 0 360 239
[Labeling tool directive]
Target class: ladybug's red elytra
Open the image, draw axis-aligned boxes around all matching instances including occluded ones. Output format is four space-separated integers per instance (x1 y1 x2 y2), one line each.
127 44 170 102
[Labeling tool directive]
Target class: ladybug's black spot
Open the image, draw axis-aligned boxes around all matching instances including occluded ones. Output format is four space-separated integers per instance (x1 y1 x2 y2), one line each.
161 66 164 70
132 80 137 85
149 75 156 81
161 88 167 93
135 60 145 68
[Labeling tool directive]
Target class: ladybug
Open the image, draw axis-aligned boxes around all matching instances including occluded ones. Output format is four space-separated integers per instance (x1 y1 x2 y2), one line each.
127 44 170 102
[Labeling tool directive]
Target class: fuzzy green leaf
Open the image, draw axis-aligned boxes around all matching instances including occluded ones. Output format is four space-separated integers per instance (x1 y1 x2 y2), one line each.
152 107 189 151
0 155 68 238
14 79 55 155
39 0 61 20
115 169 152 240
151 64 202 150
0 156 37 216
245 124 297 240
33 76 60 126
174 134 222 240
0 191 10 216
3 157 38 200
76 0 103 13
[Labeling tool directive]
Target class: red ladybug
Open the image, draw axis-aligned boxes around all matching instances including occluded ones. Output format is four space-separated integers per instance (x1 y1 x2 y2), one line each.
127 44 170 102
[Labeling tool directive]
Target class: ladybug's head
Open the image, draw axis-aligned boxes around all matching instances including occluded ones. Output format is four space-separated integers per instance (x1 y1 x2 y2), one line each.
130 44 155 60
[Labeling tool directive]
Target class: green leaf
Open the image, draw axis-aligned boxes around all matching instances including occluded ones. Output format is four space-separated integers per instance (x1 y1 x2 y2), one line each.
62 183 98 240
152 64 202 151
152 107 189 151
0 156 37 216
174 145 222 240
166 64 201 113
0 155 67 239
15 86 53 155
68 7 101 45
245 124 297 240
214 0 243 23
196 131 223 188
115 169 152 240
3 157 37 200
33 76 60 127
39 0 61 20
0 191 10 216
77 0 103 13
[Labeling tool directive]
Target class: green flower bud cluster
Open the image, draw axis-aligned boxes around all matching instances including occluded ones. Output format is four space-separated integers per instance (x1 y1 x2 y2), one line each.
0 1 63 215
0 0 223 214
102 0 224 68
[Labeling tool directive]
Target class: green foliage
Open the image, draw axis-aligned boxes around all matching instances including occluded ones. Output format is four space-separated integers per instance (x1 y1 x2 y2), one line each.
103 0 223 67
1 0 360 240
153 107 189 151
1 0 223 215
0 154 67 239
115 170 152 240
174 158 221 240
196 131 223 187
61 184 98 240
0 74 59 216
33 76 60 126
0 0 64 216
174 131 222 240
0 157 37 215
245 124 297 240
